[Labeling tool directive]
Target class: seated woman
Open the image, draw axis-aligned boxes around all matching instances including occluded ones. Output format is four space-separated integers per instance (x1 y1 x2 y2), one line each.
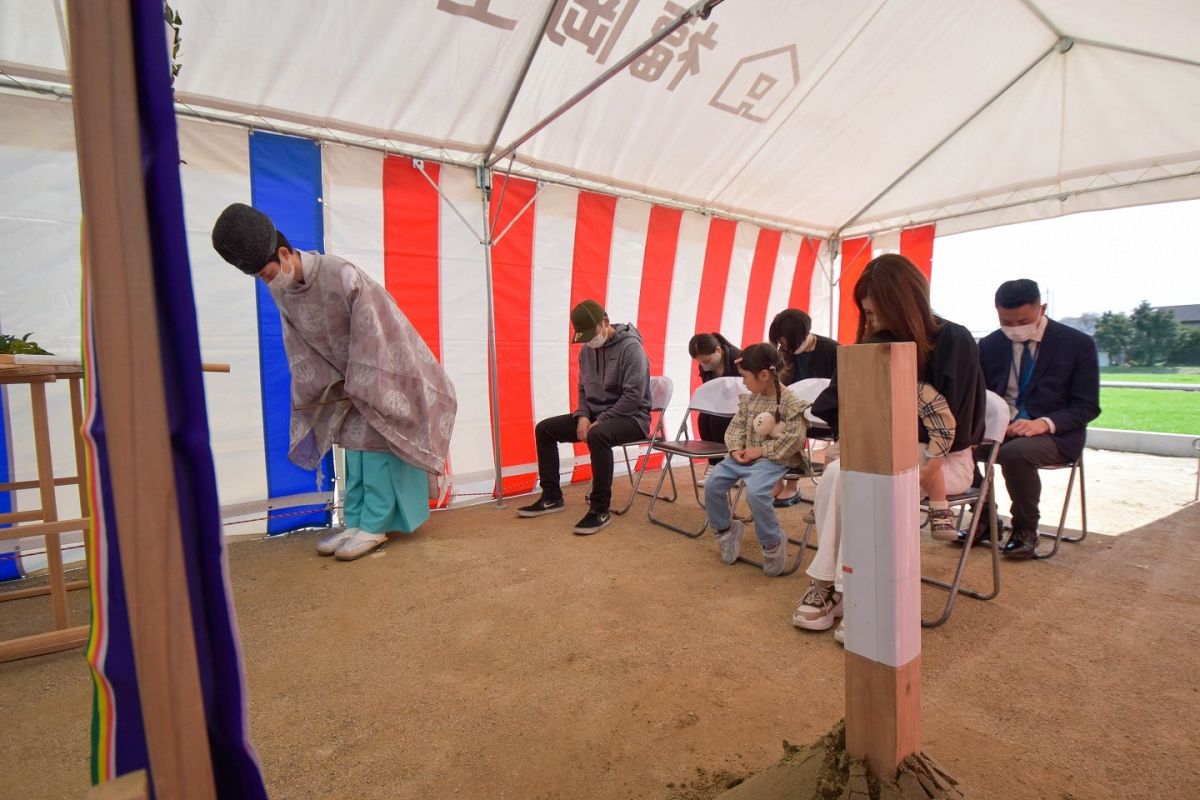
791 254 986 642
767 308 838 506
688 333 741 478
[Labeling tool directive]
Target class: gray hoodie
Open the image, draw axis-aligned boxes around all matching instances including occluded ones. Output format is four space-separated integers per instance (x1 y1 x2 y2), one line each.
574 323 651 434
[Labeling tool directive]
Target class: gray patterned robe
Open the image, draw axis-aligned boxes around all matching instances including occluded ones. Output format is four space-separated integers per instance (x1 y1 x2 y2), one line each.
269 251 456 491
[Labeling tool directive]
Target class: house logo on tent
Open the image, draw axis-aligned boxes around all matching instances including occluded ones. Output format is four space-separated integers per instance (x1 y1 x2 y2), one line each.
710 45 800 123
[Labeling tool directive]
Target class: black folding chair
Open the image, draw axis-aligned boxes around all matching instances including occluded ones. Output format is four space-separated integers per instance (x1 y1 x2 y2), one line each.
1034 454 1087 559
920 390 1008 628
646 377 745 538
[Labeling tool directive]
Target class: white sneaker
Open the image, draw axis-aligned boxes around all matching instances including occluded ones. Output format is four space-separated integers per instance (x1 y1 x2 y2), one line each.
834 620 845 644
717 520 742 565
792 582 843 631
762 538 788 577
316 527 358 556
334 530 387 561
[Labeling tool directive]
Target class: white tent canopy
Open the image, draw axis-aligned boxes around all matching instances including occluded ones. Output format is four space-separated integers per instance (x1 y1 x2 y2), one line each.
3 0 1200 238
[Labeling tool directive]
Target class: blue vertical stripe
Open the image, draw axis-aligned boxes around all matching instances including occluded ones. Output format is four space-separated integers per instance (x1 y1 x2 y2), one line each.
0 386 18 581
248 132 334 534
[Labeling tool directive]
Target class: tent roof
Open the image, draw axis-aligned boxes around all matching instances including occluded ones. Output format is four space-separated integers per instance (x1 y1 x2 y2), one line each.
3 0 1199 238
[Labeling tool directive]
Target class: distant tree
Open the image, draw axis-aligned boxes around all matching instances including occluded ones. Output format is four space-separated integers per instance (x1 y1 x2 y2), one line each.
1169 327 1200 365
1129 301 1179 365
1093 311 1135 365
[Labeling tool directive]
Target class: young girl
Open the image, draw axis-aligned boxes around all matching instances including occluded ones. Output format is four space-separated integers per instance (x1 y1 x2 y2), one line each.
704 343 810 576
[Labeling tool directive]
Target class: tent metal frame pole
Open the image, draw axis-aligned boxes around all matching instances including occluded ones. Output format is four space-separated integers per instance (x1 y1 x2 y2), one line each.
0 74 831 241
478 166 507 508
482 0 559 165
856 166 1200 236
835 42 1059 238
1074 38 1200 70
486 0 727 168
828 237 840 338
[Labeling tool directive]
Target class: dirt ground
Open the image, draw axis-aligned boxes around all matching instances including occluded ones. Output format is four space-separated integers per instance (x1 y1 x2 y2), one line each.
1 449 1198 800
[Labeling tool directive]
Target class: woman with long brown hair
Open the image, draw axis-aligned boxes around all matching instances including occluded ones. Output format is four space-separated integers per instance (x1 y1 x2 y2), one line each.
793 254 986 640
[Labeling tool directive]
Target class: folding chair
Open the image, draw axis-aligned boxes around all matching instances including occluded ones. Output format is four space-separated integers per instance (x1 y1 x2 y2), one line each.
786 378 833 482
646 376 745 537
920 391 1009 628
1034 453 1087 559
613 376 676 515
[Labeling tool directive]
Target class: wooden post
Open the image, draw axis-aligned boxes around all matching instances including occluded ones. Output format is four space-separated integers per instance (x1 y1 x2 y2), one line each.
30 380 71 629
66 1 217 798
839 342 921 779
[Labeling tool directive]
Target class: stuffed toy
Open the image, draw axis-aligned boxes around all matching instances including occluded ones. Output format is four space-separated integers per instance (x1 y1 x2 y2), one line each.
752 411 787 440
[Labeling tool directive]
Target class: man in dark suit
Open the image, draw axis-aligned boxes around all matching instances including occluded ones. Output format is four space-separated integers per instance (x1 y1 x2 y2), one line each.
978 279 1100 558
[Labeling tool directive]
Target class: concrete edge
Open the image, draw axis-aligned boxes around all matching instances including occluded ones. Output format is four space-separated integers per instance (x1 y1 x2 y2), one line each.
1087 428 1200 458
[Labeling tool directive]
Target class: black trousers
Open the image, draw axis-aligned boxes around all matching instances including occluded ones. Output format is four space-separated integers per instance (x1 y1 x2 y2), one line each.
535 413 647 512
697 412 732 465
994 434 1068 540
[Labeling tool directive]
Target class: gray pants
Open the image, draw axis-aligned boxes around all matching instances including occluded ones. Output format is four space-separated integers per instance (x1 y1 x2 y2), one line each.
995 434 1067 541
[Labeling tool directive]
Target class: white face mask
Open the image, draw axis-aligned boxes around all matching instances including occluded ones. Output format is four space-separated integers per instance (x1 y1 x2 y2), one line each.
585 330 607 349
1002 323 1037 343
699 352 722 372
268 258 295 292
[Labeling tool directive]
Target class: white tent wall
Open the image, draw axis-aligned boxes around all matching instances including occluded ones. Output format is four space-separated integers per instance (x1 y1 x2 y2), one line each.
0 91 84 551
176 115 269 522
0 90 839 526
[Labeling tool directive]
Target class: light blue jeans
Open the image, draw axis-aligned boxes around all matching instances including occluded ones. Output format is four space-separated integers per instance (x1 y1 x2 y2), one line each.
704 456 791 550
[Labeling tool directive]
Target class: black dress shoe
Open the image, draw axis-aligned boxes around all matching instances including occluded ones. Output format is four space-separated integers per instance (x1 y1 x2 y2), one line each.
955 528 993 548
773 491 804 509
1001 535 1037 559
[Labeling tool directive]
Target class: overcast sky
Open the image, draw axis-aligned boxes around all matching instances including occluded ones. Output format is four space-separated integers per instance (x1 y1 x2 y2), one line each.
929 198 1200 337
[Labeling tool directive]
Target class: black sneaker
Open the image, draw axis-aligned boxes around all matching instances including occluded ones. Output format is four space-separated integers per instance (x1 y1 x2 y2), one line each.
516 496 565 517
572 509 611 535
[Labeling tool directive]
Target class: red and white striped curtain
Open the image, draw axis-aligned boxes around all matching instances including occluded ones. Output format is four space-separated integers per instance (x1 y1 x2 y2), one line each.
324 149 834 502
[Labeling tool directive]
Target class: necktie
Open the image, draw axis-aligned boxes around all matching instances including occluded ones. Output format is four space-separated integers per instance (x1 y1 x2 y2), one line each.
1015 341 1034 419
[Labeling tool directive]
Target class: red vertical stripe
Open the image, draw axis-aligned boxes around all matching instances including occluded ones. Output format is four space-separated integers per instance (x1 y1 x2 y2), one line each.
901 224 936 283
383 156 441 359
742 228 782 345
837 236 873 344
635 205 682 470
691 218 738 402
569 192 618 483
489 176 538 496
789 236 818 311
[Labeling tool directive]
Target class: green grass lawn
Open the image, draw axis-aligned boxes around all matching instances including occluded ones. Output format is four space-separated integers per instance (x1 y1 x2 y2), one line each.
1100 366 1200 384
1094 387 1200 435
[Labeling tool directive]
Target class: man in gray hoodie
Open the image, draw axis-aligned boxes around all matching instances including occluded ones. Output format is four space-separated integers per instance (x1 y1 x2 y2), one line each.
518 299 652 534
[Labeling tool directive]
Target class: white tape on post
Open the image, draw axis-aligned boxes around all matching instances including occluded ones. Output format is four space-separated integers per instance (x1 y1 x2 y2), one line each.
841 467 921 668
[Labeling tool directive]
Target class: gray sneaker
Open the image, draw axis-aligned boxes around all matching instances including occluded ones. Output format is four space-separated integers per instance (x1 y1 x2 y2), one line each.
716 520 742 564
762 538 788 577
928 507 959 542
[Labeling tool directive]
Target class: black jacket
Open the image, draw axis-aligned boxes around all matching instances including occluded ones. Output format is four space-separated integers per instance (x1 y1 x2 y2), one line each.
787 335 838 383
978 318 1100 461
812 318 986 453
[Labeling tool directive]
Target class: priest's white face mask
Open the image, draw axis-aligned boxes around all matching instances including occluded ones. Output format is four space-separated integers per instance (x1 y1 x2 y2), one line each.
260 250 297 291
